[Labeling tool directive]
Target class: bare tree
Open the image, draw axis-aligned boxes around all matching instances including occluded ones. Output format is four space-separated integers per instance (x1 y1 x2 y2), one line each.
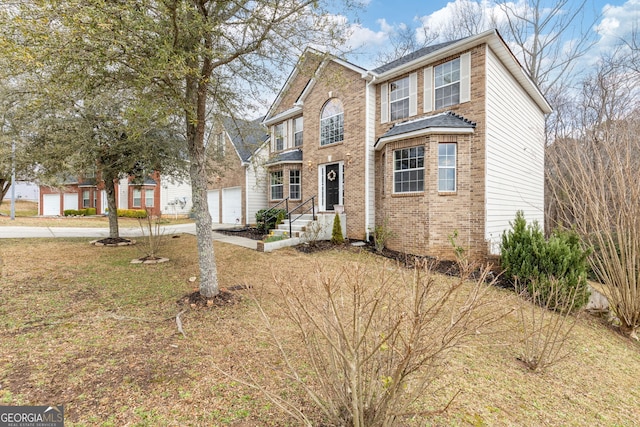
4 0 355 298
497 0 599 93
374 23 439 65
438 0 500 41
547 49 640 339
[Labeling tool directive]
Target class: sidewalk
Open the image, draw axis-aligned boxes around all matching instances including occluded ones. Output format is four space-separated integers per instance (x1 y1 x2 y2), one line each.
0 223 258 250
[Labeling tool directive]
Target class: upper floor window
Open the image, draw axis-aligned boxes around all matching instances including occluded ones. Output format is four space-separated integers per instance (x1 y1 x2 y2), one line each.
390 77 410 121
381 73 417 124
424 53 470 113
294 117 304 147
394 146 424 193
274 123 284 151
215 132 225 157
320 98 344 146
438 143 457 192
434 58 461 110
270 171 283 200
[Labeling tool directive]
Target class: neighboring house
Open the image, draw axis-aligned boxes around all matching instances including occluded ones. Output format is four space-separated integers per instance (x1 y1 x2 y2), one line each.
39 173 192 217
261 29 551 260
5 181 40 202
206 116 269 225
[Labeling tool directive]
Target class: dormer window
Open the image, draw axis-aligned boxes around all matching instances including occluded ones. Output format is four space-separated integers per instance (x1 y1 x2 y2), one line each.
390 77 410 121
320 98 344 146
434 58 460 110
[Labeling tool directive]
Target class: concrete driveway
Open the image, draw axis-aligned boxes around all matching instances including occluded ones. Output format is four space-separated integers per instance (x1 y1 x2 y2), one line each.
0 223 258 250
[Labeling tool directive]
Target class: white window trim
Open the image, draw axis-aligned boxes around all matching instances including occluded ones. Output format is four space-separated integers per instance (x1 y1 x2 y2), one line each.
294 117 303 147
393 146 425 194
318 162 344 211
145 189 155 207
382 72 418 124
289 170 301 200
270 171 284 200
438 143 457 193
424 52 471 113
132 188 142 207
320 110 344 146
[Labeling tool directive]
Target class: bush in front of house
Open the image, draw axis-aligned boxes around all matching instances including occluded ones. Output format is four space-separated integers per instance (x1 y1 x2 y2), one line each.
331 213 344 244
64 208 97 216
117 209 148 218
256 208 286 234
501 211 590 312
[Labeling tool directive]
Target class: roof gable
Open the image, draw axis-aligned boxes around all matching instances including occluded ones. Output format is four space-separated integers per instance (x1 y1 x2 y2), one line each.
222 116 268 163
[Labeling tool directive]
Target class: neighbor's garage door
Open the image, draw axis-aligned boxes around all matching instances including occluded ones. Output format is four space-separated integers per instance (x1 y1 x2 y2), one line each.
207 190 220 223
63 193 78 211
42 194 61 216
222 187 242 224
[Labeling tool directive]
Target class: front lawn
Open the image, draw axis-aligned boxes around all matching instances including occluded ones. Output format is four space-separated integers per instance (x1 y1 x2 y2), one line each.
0 236 638 426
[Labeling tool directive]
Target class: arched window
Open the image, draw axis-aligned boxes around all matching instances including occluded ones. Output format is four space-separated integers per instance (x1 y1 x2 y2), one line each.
320 98 344 146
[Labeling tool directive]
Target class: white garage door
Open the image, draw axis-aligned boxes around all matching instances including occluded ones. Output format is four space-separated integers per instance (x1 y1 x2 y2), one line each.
42 194 61 216
63 193 78 211
222 187 242 224
207 190 220 223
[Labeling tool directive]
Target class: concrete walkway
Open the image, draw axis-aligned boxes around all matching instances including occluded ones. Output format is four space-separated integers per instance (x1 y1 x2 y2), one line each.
0 223 258 250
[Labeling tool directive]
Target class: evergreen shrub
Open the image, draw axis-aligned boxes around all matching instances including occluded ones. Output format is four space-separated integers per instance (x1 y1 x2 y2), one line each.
501 211 590 311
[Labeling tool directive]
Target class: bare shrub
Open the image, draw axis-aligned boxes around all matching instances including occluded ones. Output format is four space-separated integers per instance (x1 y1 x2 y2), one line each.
371 216 395 254
516 278 580 372
136 210 167 260
548 115 640 339
250 260 505 426
302 220 325 247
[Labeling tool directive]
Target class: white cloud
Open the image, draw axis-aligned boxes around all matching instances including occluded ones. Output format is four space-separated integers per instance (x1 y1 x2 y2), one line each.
595 0 640 49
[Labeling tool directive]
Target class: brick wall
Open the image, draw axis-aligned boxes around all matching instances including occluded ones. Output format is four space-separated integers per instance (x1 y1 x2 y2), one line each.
267 59 368 240
374 45 489 261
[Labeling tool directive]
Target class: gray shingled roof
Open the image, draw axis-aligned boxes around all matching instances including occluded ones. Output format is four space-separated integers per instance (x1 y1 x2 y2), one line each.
378 112 476 140
372 37 467 74
266 149 303 165
222 116 268 162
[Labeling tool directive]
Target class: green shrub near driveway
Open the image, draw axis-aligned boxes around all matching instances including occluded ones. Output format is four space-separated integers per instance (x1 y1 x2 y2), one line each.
256 208 286 234
64 208 97 216
117 209 148 218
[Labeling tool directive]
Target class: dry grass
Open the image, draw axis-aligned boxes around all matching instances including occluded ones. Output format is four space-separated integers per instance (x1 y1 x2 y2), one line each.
0 236 639 426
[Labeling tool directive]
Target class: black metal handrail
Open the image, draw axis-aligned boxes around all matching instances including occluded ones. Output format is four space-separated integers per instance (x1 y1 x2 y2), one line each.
262 198 289 232
287 196 316 237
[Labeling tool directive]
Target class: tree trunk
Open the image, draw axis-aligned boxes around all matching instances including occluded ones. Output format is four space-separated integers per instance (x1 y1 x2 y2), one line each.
103 176 119 239
185 62 218 298
0 178 10 206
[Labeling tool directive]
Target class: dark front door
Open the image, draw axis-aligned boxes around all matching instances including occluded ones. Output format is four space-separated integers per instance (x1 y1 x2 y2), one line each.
325 163 340 211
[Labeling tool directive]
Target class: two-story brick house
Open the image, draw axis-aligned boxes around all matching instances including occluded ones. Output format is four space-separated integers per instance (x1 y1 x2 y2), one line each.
262 29 551 260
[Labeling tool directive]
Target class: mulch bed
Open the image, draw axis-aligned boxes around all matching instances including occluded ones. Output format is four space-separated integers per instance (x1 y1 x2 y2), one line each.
216 227 264 241
217 227 509 286
91 237 135 246
178 285 252 309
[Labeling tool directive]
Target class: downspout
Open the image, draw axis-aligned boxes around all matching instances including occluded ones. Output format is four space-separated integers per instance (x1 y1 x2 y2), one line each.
363 72 377 242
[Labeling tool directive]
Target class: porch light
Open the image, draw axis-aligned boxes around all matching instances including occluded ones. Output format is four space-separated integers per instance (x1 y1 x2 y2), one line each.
346 152 352 166
307 160 314 171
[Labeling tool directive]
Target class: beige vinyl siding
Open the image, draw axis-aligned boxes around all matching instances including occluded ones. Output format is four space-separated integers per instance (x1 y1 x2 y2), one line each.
246 145 269 225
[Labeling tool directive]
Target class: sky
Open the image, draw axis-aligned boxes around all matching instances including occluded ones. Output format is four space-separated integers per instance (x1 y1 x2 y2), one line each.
336 0 640 69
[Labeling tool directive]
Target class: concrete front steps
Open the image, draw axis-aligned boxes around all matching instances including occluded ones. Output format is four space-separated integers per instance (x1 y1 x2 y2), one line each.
257 213 346 252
